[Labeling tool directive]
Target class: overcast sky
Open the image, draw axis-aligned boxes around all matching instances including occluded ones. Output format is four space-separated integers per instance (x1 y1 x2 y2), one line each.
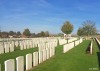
0 0 100 34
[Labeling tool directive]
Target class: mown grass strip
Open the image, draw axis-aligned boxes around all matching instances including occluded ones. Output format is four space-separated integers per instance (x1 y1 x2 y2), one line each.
31 40 99 71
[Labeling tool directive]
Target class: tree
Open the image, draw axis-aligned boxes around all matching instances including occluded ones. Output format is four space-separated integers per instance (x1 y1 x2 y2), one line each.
9 31 16 36
40 31 45 37
57 33 63 37
44 31 49 37
61 21 73 35
1 31 9 38
36 33 41 37
77 28 84 36
77 20 97 36
16 31 21 36
83 20 97 36
36 31 49 37
23 28 31 37
31 33 36 37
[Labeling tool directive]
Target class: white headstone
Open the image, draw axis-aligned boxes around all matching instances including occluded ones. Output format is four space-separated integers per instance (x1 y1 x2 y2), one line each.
30 42 32 48
0 43 4 54
26 44 30 49
43 50 46 61
33 52 38 66
5 59 15 71
4 44 9 53
24 43 27 49
39 51 43 64
16 56 24 71
46 48 50 59
15 41 19 47
79 38 83 43
63 42 74 53
20 42 24 50
32 43 35 48
9 44 14 52
90 41 93 54
75 40 79 46
50 47 53 57
26 53 32 70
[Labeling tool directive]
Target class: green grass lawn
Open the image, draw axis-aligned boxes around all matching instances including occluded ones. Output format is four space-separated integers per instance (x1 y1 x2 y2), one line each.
0 47 38 71
31 40 99 71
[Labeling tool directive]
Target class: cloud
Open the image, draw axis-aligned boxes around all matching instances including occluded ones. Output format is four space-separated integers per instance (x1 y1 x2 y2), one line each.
37 0 51 7
32 0 53 8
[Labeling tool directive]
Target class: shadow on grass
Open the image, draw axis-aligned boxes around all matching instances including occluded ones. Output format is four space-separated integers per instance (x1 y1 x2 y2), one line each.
97 52 100 69
85 42 91 54
97 43 100 50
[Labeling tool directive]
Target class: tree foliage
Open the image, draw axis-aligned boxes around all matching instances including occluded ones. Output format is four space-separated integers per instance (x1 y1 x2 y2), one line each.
36 31 49 37
61 21 73 34
77 28 84 36
23 28 31 36
9 31 16 36
16 31 21 36
57 33 63 37
45 31 49 37
1 31 9 38
77 20 97 36
31 33 36 37
40 31 45 37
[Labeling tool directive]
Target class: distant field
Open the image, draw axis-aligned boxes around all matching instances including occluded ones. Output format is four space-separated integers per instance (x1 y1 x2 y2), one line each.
31 40 100 71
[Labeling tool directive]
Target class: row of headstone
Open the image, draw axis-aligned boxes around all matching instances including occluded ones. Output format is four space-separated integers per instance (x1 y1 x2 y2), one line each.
0 40 22 54
19 40 37 50
63 42 74 53
19 38 58 50
59 39 67 45
0 38 58 54
38 41 56 65
74 40 80 46
63 38 83 53
95 38 100 45
31 38 57 44
0 40 19 47
68 37 78 43
38 41 57 51
79 38 83 43
4 47 55 71
0 37 58 44
0 42 14 54
59 37 78 45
